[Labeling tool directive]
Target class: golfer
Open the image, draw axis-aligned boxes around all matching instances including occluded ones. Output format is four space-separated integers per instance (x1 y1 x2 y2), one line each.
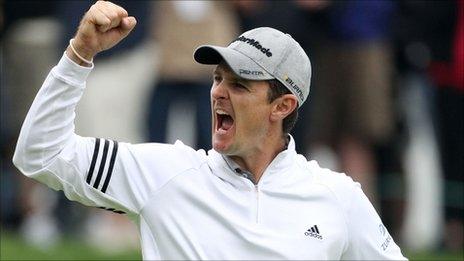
13 1 406 260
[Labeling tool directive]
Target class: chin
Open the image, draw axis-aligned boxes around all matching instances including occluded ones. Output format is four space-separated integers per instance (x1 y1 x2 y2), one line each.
212 139 232 155
212 142 227 154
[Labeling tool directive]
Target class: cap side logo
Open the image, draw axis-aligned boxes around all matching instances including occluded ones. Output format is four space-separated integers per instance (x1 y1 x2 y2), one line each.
233 36 273 57
284 75 304 101
239 69 264 76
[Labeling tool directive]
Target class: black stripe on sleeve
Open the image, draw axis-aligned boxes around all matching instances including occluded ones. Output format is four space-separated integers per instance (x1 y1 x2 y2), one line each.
93 139 110 189
101 140 118 193
86 138 101 184
98 206 126 215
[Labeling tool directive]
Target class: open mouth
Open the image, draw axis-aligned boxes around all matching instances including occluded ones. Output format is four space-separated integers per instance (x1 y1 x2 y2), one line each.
216 109 234 133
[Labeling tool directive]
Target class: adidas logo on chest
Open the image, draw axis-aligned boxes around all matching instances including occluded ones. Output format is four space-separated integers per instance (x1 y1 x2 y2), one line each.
304 225 323 240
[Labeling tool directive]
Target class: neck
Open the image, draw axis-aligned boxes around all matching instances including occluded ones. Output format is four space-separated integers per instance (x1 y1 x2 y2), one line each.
230 133 287 184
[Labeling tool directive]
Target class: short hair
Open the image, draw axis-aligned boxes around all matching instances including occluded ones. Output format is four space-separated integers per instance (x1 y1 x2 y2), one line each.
267 79 299 134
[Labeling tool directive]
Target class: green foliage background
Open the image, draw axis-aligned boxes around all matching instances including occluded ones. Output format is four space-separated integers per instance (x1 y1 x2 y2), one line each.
1 230 462 260
1 230 141 260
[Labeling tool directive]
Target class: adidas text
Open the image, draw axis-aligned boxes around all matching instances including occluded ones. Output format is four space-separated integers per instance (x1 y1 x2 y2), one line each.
304 231 323 240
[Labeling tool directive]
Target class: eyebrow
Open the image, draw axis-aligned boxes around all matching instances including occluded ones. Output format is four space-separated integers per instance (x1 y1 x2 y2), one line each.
212 67 222 76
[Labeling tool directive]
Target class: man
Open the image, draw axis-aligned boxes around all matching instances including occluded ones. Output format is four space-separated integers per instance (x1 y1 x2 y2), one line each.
13 1 407 260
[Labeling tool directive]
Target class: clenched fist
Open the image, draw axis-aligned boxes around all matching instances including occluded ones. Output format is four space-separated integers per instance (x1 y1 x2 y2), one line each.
66 1 136 65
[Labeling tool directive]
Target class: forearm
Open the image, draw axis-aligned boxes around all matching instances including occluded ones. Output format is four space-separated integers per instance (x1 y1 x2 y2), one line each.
13 53 93 174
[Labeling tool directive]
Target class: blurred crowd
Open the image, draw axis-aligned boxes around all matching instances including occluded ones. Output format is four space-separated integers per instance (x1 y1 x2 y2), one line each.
1 0 462 255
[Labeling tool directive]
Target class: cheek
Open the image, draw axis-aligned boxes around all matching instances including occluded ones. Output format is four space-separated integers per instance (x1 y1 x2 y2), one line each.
232 92 271 134
237 106 268 133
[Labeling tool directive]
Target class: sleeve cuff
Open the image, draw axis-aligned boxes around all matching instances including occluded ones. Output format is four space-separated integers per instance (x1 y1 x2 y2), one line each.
53 52 94 86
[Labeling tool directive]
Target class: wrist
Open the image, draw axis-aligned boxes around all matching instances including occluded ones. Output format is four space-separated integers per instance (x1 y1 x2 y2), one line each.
67 38 95 66
65 46 91 67
72 37 97 60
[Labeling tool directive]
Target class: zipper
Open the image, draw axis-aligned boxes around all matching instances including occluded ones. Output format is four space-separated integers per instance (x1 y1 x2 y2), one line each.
255 184 260 223
222 155 261 223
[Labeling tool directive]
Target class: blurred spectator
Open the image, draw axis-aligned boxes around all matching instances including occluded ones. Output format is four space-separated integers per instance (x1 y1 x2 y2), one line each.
436 1 464 251
147 1 239 150
428 5 463 251
394 0 462 251
304 1 396 210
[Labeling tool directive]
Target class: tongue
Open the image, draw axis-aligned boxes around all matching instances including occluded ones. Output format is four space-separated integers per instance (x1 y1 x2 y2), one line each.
221 116 234 130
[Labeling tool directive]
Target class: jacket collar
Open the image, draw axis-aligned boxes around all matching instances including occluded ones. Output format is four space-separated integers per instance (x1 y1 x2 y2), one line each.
207 135 297 189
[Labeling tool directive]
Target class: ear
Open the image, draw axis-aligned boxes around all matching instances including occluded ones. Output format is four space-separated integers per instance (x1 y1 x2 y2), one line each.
270 94 298 122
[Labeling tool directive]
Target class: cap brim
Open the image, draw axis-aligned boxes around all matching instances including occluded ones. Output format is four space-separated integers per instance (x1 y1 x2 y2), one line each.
194 45 274 80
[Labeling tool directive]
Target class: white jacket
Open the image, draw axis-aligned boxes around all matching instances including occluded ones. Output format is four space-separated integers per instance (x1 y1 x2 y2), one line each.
13 54 407 260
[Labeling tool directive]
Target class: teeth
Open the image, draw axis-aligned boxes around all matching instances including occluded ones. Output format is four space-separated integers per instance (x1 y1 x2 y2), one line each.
216 109 229 116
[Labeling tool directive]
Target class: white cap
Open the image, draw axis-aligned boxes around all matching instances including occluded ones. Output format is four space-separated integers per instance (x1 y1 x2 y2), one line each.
194 27 311 107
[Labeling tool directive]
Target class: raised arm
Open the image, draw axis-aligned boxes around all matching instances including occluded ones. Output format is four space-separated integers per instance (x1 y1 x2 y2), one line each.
12 1 150 215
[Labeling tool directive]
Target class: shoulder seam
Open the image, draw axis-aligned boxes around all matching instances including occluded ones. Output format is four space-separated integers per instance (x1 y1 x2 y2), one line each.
312 173 352 253
139 160 209 214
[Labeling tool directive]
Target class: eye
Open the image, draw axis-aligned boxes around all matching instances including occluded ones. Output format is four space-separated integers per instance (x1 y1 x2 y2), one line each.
213 75 222 83
232 82 247 90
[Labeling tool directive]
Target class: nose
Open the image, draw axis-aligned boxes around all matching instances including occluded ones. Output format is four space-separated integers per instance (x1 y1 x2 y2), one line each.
211 81 228 101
